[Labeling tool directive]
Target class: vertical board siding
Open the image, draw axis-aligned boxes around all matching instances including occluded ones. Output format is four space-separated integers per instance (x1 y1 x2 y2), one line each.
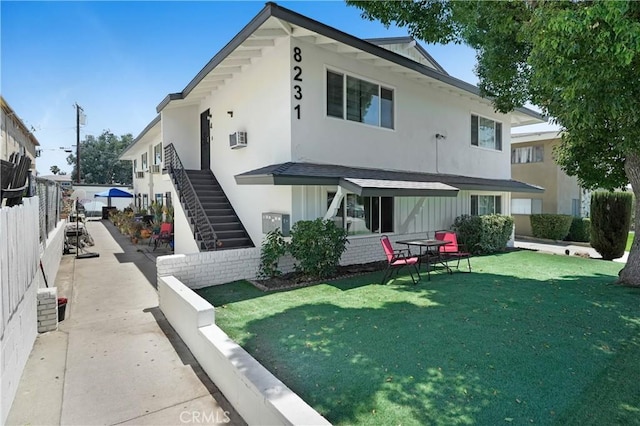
0 197 40 337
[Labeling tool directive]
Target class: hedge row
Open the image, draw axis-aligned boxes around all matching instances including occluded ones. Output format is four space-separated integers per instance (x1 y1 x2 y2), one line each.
530 214 573 240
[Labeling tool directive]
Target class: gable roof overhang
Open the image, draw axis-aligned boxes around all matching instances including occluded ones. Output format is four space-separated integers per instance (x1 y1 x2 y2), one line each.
235 162 544 194
119 114 161 160
155 2 544 126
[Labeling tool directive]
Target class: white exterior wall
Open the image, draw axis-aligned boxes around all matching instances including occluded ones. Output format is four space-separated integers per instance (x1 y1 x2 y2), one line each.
198 37 293 244
293 187 510 235
162 106 200 170
170 184 200 255
127 124 172 204
291 38 512 179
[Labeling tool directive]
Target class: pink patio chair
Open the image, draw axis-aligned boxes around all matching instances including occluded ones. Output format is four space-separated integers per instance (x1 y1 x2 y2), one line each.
380 235 421 285
150 222 173 251
434 230 472 272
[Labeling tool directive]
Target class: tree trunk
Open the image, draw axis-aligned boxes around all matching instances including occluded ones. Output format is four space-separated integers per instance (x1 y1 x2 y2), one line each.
618 151 640 286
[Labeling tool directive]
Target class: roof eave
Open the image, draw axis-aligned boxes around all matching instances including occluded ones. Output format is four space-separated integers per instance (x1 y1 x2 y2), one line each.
155 3 277 113
120 115 161 160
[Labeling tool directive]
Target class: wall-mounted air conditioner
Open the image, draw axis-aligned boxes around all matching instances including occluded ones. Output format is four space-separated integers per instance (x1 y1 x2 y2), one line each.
150 164 161 174
135 171 145 179
229 131 247 149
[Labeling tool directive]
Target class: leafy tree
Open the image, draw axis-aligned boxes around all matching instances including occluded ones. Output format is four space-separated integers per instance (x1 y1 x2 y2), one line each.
66 130 133 185
50 165 60 175
348 0 640 286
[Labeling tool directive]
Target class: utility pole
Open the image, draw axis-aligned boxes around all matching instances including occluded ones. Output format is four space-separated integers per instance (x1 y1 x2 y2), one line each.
75 103 83 184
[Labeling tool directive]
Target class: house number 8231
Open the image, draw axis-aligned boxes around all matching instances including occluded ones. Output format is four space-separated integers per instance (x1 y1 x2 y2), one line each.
293 46 302 119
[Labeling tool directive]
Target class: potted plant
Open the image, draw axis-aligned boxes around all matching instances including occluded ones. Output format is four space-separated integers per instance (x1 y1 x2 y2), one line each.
57 297 68 322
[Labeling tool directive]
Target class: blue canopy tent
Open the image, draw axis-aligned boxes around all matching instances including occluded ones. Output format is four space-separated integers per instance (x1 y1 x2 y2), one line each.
94 187 133 207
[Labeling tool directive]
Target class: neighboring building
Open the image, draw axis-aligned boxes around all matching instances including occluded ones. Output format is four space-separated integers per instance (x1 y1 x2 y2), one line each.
123 2 544 256
39 174 73 191
1 96 38 172
510 131 585 236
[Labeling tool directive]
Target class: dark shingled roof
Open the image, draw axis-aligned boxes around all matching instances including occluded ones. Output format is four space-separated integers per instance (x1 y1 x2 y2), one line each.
235 162 544 193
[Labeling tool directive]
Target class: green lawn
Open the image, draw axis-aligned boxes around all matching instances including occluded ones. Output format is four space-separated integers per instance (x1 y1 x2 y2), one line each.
197 251 640 425
627 231 635 251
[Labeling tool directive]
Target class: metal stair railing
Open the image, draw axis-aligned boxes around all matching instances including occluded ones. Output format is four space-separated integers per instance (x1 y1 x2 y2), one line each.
164 143 219 250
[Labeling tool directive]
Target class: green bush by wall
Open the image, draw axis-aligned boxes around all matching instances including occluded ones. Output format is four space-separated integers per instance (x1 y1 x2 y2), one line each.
564 217 591 242
590 191 632 260
452 214 514 254
288 218 349 278
530 214 573 240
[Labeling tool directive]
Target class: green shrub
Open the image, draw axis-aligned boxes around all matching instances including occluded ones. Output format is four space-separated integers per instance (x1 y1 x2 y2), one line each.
530 214 573 240
258 228 287 279
590 191 632 260
288 219 349 279
565 217 591 242
452 214 514 255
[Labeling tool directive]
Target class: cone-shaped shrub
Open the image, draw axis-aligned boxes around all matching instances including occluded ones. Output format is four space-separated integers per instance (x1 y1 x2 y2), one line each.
590 191 632 260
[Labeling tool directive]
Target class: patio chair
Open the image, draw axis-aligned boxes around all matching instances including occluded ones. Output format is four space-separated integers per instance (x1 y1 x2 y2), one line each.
1 153 31 207
434 230 471 272
150 222 173 251
380 235 421 285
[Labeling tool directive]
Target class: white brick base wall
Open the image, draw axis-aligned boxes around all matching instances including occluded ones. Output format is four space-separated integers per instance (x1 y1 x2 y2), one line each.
157 232 426 289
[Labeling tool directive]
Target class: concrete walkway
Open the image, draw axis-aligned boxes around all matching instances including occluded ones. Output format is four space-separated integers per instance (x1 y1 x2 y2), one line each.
514 237 629 263
7 220 245 426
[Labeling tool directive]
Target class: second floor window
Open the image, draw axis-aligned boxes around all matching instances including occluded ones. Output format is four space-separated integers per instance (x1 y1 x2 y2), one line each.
471 114 502 151
512 145 544 163
153 143 162 165
327 70 394 129
141 152 148 170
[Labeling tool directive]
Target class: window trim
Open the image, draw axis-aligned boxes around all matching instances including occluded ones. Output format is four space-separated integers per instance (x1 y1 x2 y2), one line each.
326 67 396 130
325 189 395 236
511 198 542 215
153 143 163 165
511 145 544 164
470 194 503 216
471 113 503 151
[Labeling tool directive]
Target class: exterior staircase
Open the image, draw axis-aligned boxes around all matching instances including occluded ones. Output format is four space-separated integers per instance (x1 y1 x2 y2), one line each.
164 143 253 251
185 170 253 250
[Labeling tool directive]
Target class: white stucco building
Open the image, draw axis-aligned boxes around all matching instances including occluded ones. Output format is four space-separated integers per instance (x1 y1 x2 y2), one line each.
122 2 544 258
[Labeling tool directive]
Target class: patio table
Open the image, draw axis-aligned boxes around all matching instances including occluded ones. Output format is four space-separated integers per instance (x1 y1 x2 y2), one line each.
396 239 452 280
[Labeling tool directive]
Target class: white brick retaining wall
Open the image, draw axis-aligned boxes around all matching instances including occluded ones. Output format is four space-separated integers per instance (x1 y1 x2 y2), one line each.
157 232 425 289
158 275 330 426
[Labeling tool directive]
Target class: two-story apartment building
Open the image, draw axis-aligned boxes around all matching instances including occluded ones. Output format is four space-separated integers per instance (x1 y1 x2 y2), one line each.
510 131 585 236
122 2 544 257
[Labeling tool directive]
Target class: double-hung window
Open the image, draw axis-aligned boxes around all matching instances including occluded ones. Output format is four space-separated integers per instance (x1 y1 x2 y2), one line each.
153 143 162 165
471 114 502 150
471 195 502 215
141 152 148 170
327 192 394 235
511 145 543 163
327 70 394 129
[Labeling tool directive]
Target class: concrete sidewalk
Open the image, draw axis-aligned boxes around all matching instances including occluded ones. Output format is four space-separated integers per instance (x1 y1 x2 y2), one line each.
514 237 629 263
7 220 244 426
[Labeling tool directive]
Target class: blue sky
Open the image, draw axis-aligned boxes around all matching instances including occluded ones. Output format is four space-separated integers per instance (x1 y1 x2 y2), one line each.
1 1 551 175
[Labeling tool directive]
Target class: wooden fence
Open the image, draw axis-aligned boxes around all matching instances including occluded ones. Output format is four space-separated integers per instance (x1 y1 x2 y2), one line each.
0 197 40 338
